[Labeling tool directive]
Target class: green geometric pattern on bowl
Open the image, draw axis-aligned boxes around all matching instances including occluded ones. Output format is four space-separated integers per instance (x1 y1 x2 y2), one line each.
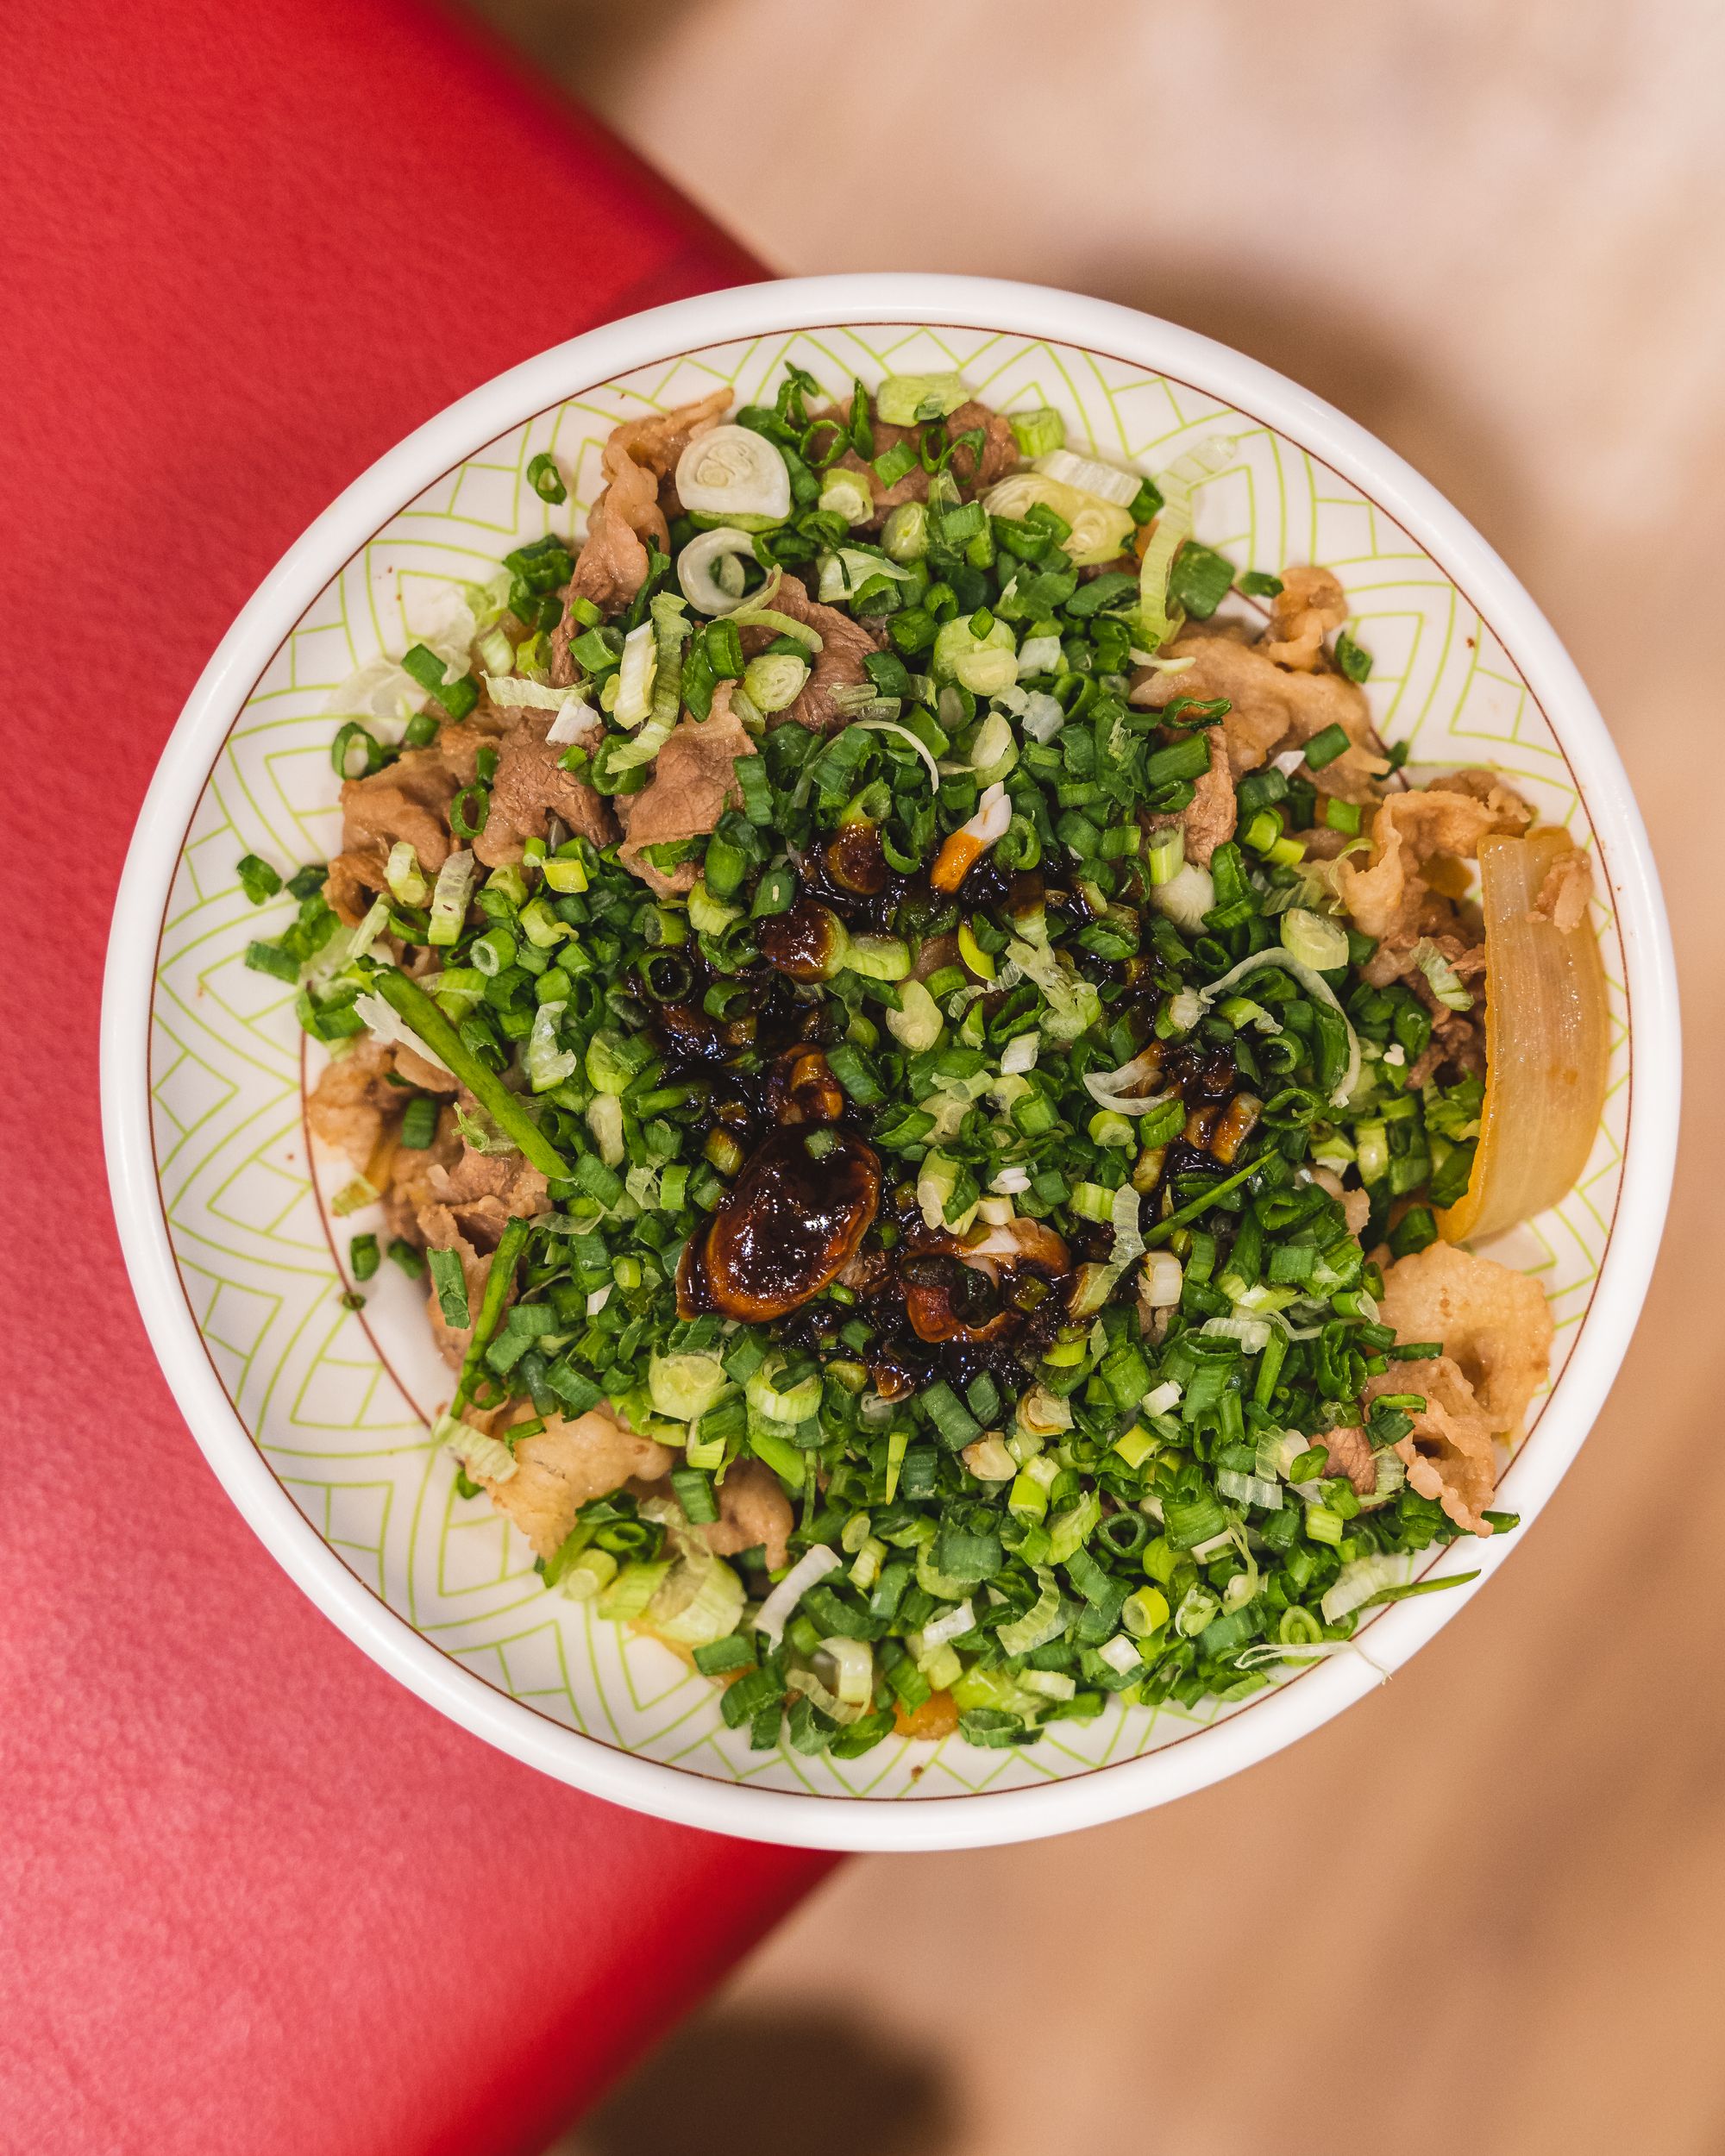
150 324 1628 1800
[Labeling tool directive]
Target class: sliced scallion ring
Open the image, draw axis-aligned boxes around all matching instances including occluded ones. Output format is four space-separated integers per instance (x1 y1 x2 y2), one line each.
676 526 761 615
675 423 792 522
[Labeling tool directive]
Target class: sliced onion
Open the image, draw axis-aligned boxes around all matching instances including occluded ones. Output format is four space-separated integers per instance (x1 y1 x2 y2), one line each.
817 1636 875 1707
1140 1254 1183 1310
676 526 760 614
819 548 913 605
675 423 790 522
1082 1044 1178 1116
1149 862 1214 933
754 1544 841 1645
1320 1552 1411 1625
854 718 941 792
645 1554 744 1647
1201 1313 1272 1353
921 1598 975 1651
1438 829 1608 1243
1032 448 1142 508
1198 950 1361 1106
1109 1183 1145 1269
786 1665 862 1726
353 990 450 1072
1001 1031 1040 1075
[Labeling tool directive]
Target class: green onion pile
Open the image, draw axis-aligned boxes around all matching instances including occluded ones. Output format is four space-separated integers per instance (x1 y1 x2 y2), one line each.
245 364 1508 1761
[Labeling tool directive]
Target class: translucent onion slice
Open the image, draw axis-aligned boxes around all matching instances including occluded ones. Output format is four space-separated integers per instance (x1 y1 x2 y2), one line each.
1438 828 1609 1244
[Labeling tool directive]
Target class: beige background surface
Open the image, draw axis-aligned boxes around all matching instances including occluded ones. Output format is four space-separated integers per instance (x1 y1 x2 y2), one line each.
459 3 1724 2147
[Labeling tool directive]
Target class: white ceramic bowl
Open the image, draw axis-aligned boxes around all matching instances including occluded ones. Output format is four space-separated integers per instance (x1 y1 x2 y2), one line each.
104 275 1678 1851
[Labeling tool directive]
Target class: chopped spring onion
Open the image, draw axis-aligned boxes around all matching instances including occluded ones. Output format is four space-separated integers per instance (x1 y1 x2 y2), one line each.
427 849 476 947
966 707 1019 784
785 1665 862 1727
1140 1254 1183 1310
917 1150 977 1234
1009 406 1066 458
1137 435 1239 649
819 548 914 606
436 1413 515 1484
936 612 1018 694
1000 1031 1040 1075
881 500 928 562
586 1093 624 1169
983 472 1133 567
921 1598 975 1651
676 526 758 615
1149 860 1214 932
746 1358 823 1426
645 1553 745 1646
1217 1468 1283 1510
1018 691 1065 743
818 467 875 525
675 423 792 522
612 623 657 729
1198 950 1361 1107
599 1560 673 1623
962 1437 1016 1482
385 842 429 906
854 718 942 792
1016 632 1063 674
556 1547 618 1601
755 1543 843 1645
345 896 391 967
647 1351 730 1425
724 566 825 651
819 1636 875 1706
1281 906 1351 973
526 1000 577 1093
743 650 810 712
367 965 572 1178
351 989 451 1074
1201 1313 1273 1352
875 371 968 425
1414 937 1475 1012
997 1574 1066 1657
885 979 944 1052
1320 1552 1413 1624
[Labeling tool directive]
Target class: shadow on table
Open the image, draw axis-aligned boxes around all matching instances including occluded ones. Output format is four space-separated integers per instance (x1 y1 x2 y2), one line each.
557 2002 957 2156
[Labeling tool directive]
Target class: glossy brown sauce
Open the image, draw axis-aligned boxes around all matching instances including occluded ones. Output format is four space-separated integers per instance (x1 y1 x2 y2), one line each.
655 841 1266 1398
825 820 890 897
759 898 848 981
680 1126 881 1323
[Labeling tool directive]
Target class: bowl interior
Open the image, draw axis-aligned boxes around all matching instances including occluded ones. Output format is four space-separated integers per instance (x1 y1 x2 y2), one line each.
143 315 1629 1812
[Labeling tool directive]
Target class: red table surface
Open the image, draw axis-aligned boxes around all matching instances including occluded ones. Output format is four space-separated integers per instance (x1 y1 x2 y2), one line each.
0 5 835 2152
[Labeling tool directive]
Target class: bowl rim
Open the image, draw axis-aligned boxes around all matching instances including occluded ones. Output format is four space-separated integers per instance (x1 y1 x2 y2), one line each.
103 272 1680 1852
